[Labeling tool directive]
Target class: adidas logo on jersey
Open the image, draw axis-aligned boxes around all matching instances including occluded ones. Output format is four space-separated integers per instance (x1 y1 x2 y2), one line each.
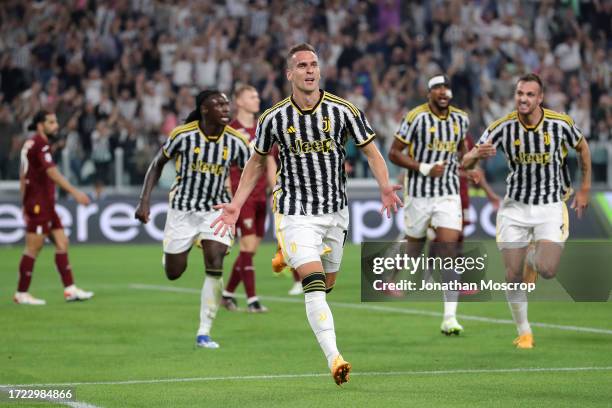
287 126 297 134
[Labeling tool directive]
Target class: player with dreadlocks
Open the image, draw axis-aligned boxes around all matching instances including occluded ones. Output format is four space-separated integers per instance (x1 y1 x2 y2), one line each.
135 90 251 348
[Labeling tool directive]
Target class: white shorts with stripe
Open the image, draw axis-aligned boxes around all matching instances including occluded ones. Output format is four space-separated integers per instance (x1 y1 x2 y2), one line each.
403 195 462 239
496 199 569 249
163 208 232 254
275 207 349 273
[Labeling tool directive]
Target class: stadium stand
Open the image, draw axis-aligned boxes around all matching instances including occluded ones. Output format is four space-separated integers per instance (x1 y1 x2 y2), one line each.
0 0 609 194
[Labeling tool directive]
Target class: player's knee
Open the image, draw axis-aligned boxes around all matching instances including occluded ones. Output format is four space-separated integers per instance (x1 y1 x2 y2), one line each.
26 246 42 258
204 248 225 270
55 239 69 252
164 260 187 280
165 268 183 281
537 264 557 279
505 268 523 283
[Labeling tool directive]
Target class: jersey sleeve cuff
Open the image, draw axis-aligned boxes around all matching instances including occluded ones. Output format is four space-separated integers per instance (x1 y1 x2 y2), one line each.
573 135 584 148
162 148 172 159
394 134 411 145
356 133 376 148
253 146 269 156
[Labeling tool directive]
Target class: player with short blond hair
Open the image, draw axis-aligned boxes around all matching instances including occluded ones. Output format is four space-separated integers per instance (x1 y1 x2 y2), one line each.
221 84 275 313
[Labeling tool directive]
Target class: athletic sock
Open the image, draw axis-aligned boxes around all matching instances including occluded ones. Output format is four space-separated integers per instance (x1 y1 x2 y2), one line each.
198 270 223 336
506 288 531 335
443 290 459 320
302 272 339 369
241 252 256 298
225 253 243 294
18 254 35 292
442 268 460 320
55 252 75 287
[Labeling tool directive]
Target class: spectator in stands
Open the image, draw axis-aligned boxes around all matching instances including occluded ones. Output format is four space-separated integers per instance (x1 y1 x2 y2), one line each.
0 0 608 186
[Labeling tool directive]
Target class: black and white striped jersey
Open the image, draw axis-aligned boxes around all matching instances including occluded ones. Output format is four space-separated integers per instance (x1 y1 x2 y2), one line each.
395 103 469 198
254 91 376 215
478 108 583 205
162 121 250 211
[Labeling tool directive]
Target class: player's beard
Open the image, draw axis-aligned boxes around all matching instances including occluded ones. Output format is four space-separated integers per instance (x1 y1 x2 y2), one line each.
44 129 60 141
432 98 449 112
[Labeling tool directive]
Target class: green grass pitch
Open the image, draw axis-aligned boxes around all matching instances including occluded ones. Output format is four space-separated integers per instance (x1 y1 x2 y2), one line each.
1 242 611 407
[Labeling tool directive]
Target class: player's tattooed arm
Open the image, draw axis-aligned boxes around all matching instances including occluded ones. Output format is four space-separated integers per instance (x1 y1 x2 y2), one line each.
572 139 592 219
135 148 170 224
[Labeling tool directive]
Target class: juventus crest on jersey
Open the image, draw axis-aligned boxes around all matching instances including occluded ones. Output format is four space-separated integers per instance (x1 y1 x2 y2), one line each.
254 91 375 216
478 109 583 205
162 121 250 211
395 103 469 198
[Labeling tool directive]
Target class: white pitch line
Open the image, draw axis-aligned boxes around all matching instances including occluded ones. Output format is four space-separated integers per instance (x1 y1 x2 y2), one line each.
128 284 612 335
2 366 612 388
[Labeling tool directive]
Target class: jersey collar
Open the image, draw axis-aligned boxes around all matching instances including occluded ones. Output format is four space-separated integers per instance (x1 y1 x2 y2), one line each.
290 90 324 115
427 103 449 120
517 107 544 132
198 123 225 142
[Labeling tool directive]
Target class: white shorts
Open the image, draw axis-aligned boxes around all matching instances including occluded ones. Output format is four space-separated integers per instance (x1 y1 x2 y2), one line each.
163 208 232 254
275 208 349 273
496 199 569 249
403 195 462 238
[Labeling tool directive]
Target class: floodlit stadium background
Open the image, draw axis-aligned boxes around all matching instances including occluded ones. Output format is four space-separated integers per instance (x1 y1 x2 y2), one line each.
0 1 611 407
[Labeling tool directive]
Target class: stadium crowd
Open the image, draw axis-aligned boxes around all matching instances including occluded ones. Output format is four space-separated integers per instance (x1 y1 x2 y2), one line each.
0 0 610 194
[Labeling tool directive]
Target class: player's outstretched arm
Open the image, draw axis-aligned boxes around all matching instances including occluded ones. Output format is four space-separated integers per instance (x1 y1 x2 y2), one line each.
462 142 496 170
572 139 592 219
135 148 169 224
46 167 90 205
360 142 403 218
211 152 267 236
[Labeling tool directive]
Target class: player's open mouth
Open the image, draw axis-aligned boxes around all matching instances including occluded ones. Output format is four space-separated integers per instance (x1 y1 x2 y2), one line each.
305 78 315 84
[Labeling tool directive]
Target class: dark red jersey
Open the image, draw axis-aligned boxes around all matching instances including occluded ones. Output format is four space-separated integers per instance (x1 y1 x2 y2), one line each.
229 119 268 202
459 136 475 225
21 133 56 218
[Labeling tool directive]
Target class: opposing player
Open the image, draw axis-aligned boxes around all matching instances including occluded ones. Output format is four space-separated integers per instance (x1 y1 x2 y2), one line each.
463 73 591 348
388 75 469 335
135 90 250 349
212 43 402 385
15 110 93 305
221 85 275 313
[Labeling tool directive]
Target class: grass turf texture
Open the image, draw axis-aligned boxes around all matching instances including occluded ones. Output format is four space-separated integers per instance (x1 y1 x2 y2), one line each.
1 242 611 407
